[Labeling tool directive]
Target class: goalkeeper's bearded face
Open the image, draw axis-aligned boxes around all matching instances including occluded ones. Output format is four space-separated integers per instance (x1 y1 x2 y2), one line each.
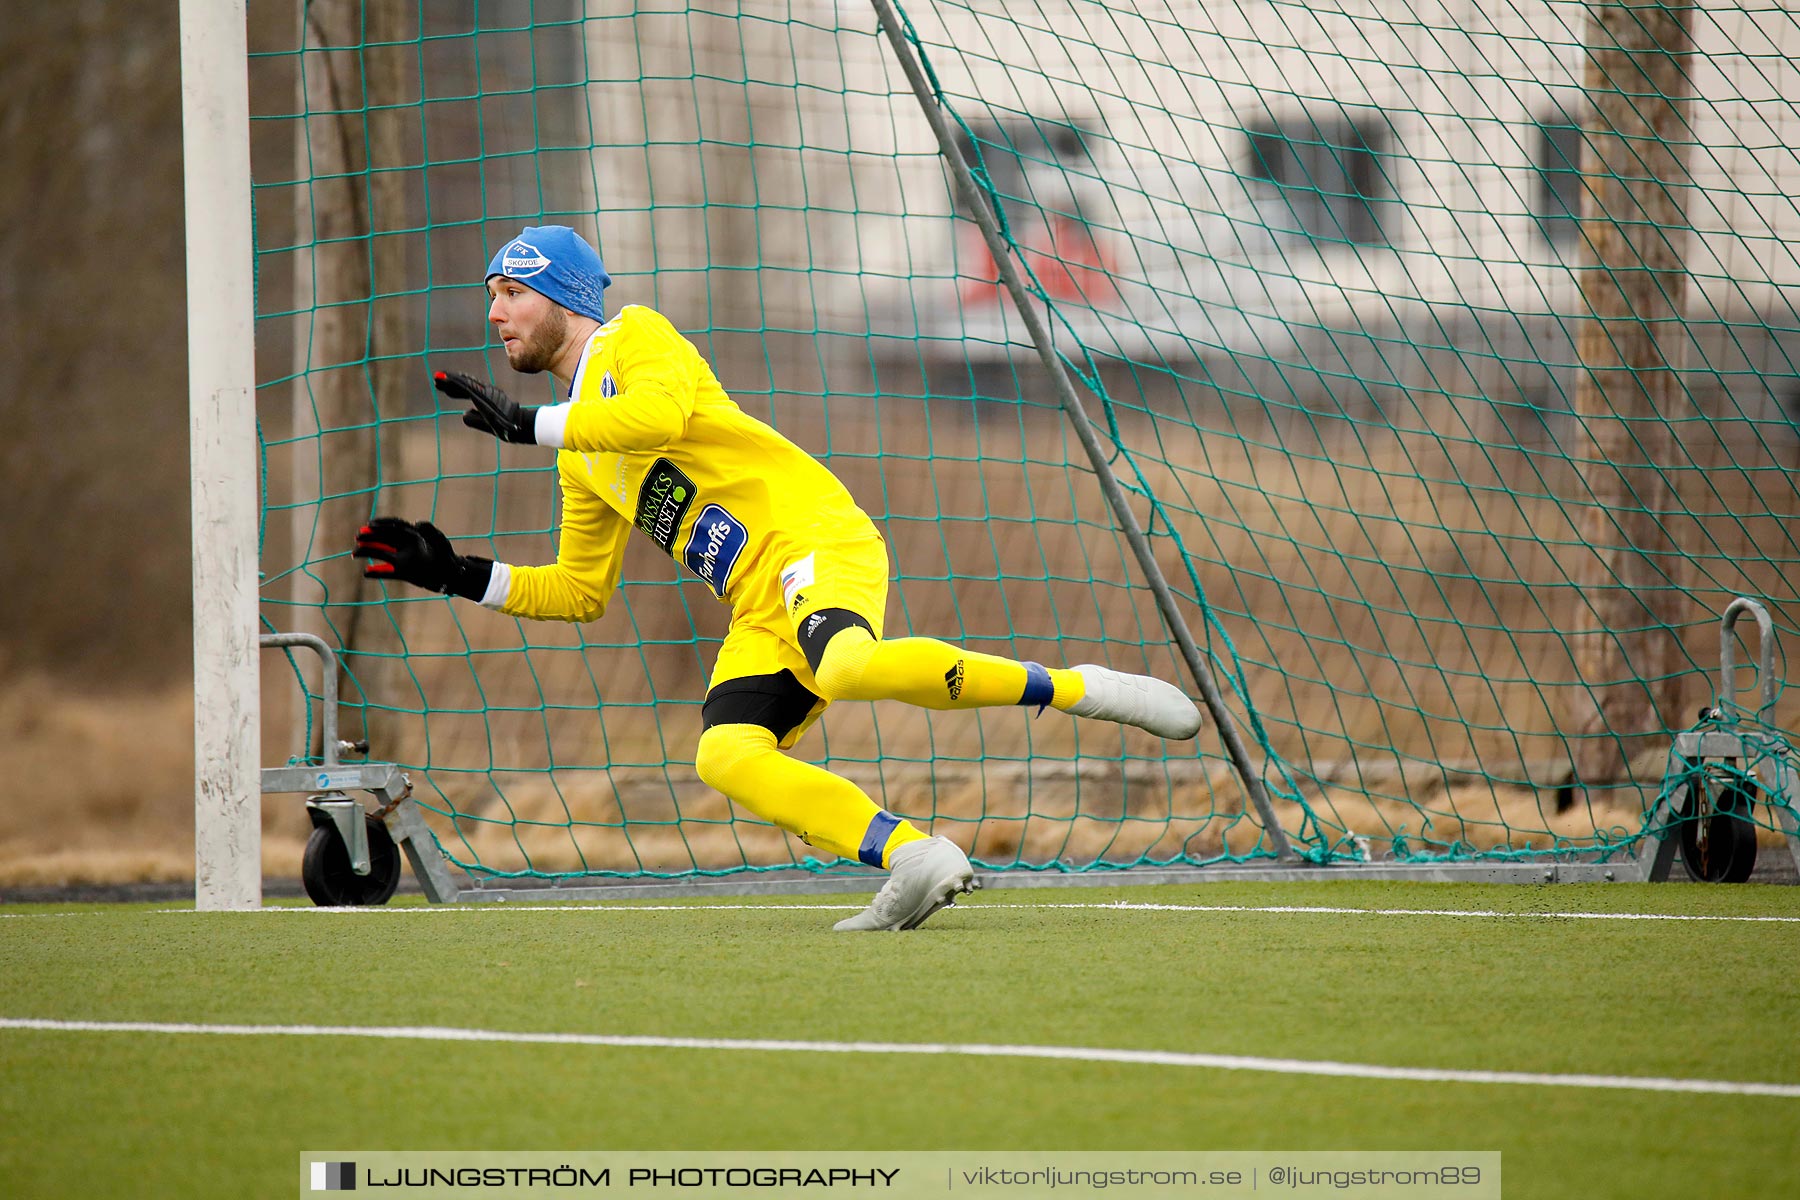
488 279 571 375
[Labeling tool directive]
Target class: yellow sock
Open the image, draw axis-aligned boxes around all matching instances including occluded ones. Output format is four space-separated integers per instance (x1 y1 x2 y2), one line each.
814 627 1086 711
694 723 927 866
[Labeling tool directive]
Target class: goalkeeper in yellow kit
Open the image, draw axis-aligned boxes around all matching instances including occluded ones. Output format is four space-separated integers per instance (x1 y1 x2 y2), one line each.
354 225 1202 931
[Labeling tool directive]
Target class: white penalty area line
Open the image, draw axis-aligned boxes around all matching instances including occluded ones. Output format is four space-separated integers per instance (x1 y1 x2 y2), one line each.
5 900 1797 924
2 1016 1795 1099
1029 902 1800 924
132 900 1800 924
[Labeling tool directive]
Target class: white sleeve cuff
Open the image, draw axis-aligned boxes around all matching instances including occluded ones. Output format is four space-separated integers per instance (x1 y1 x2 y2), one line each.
534 403 571 448
480 561 513 609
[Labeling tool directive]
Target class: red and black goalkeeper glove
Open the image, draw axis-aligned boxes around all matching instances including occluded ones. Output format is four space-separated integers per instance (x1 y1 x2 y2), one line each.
434 370 538 444
353 518 494 601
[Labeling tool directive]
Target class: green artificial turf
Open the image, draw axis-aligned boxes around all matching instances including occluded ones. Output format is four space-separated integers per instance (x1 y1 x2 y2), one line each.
1 882 1795 1198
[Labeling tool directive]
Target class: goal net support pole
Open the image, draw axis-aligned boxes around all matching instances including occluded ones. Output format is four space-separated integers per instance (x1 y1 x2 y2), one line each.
870 0 1297 861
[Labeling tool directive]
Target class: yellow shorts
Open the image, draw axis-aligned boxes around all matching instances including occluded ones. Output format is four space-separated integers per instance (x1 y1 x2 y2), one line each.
708 530 890 746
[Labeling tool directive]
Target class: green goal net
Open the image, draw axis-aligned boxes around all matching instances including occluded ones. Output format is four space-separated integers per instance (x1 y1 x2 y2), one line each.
251 0 1800 883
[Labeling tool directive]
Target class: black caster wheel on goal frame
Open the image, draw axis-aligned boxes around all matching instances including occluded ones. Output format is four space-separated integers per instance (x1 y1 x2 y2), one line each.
302 814 403 906
1679 771 1759 884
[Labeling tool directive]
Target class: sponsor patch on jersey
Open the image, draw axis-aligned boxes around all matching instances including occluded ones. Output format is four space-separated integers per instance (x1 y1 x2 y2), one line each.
682 504 748 597
780 553 816 611
634 458 697 554
600 370 617 398
499 239 552 278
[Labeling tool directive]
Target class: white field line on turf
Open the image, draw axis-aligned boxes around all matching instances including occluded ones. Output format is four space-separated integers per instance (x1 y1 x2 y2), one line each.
5 901 1798 923
2 1016 1795 1099
133 901 1800 923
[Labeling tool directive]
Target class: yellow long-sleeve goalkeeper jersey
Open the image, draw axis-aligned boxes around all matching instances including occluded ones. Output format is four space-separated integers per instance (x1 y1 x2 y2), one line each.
492 304 873 622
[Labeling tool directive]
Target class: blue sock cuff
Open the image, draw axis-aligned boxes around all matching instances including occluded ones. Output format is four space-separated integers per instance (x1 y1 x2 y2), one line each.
1019 661 1055 711
858 811 902 868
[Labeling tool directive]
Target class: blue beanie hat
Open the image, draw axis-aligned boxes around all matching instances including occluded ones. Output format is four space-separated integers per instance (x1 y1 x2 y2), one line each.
485 225 612 321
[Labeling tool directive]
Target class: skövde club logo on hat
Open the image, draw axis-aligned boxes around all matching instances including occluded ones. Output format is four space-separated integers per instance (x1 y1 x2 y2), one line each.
485 224 612 321
499 240 552 278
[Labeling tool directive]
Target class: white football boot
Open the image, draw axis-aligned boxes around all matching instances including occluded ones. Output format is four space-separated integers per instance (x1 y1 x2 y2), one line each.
1066 664 1204 740
833 836 978 932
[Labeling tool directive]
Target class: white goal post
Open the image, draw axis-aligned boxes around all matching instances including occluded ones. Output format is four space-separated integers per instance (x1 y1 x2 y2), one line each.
180 0 260 911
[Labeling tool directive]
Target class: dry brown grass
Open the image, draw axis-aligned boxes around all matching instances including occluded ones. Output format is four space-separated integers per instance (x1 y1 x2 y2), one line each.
0 675 311 887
